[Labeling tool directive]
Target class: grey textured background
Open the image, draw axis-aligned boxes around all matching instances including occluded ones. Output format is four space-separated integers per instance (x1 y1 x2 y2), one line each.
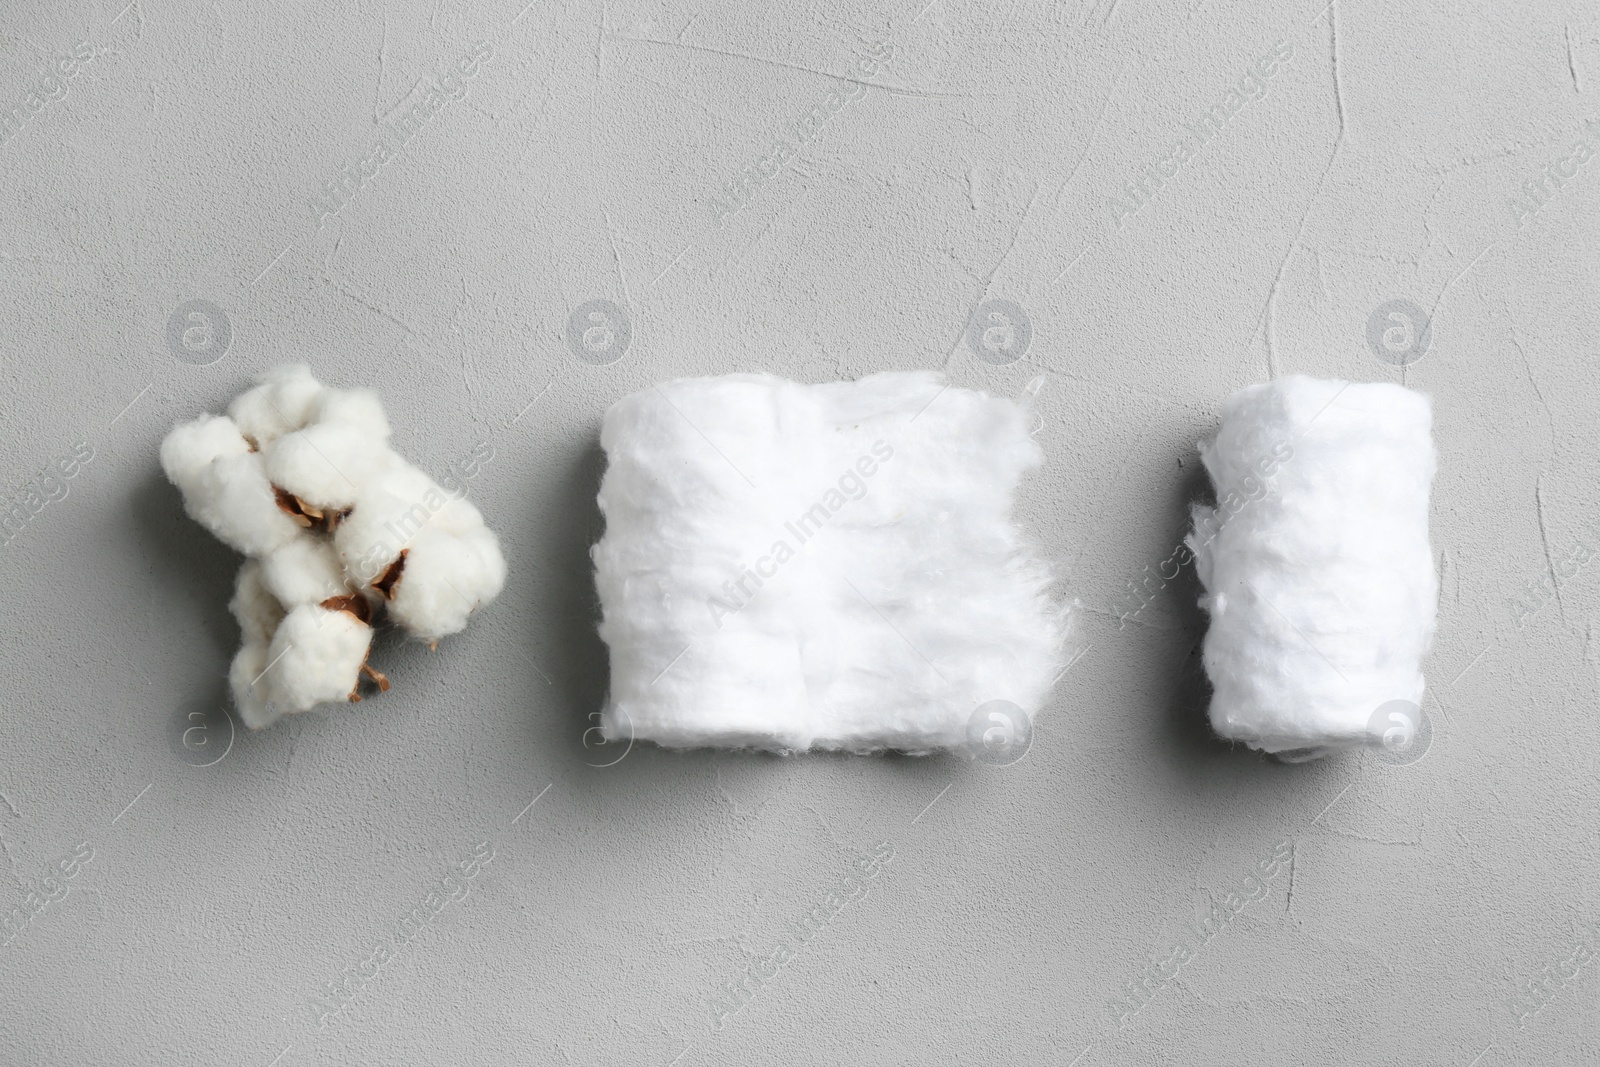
1 0 1598 1064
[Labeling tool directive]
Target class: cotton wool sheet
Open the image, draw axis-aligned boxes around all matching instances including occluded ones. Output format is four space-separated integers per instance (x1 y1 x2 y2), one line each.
591 372 1065 754
1187 375 1437 759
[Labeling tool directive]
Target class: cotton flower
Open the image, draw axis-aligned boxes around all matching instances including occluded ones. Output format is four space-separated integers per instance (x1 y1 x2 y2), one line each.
382 525 507 643
226 364 326 449
159 416 303 556
162 366 506 729
331 464 507 642
265 601 382 715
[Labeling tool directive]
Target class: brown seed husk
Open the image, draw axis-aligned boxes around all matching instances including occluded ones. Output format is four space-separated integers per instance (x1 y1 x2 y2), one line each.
319 593 374 626
272 485 351 534
373 549 408 600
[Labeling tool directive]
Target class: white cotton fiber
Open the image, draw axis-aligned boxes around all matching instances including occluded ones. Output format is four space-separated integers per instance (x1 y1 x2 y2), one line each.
265 604 374 712
158 414 251 485
332 465 449 579
591 371 1066 754
177 450 305 557
310 387 392 440
265 420 392 509
228 562 288 729
229 561 286 647
163 365 505 729
1186 375 1438 759
226 363 325 448
229 642 277 730
259 537 353 608
385 526 507 643
159 414 303 557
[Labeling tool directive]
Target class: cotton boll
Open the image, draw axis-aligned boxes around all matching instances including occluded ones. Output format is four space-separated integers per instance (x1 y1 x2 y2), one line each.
159 414 251 490
260 536 355 608
229 642 281 730
1186 375 1437 758
426 489 488 539
384 526 507 642
182 451 305 556
228 563 291 730
591 371 1067 754
227 364 325 448
264 421 391 510
229 560 286 646
264 603 373 713
311 387 392 440
165 364 503 728
332 463 455 585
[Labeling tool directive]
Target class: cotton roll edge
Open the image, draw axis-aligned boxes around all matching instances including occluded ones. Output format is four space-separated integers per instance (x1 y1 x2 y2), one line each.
1186 375 1438 761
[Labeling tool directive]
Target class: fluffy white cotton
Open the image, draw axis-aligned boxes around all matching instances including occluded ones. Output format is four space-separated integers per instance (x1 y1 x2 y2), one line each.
591 371 1067 754
229 642 278 731
331 463 448 579
260 536 354 608
1186 375 1437 759
265 604 374 712
163 436 305 557
385 526 508 643
265 420 393 509
311 387 391 440
163 365 505 729
159 414 251 485
227 562 289 730
229 561 286 645
332 463 499 593
227 363 325 448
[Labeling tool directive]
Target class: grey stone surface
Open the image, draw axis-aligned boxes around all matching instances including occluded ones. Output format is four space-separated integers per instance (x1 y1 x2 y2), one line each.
1 0 1597 1064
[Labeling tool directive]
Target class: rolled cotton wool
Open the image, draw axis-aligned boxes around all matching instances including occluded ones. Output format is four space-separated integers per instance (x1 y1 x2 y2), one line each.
1185 375 1438 760
591 371 1068 754
161 365 506 729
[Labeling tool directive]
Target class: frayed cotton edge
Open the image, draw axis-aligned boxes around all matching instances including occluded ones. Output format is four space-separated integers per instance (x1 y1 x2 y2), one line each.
591 371 1075 756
